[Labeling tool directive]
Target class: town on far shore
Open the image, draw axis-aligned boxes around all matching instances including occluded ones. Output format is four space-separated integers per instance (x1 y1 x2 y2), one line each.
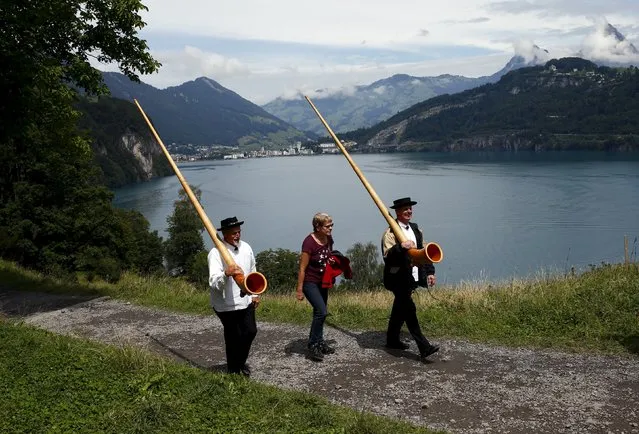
167 140 358 162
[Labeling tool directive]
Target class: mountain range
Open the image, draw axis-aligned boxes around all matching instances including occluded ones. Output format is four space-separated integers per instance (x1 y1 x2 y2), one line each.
97 22 638 151
342 58 639 152
262 21 639 136
102 72 310 148
261 46 551 135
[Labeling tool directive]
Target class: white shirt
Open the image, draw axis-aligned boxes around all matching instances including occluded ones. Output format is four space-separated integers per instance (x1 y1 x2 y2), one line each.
208 238 257 312
399 222 419 282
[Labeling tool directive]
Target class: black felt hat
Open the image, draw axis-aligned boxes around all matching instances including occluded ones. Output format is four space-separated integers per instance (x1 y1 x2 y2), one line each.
217 216 244 231
390 197 417 209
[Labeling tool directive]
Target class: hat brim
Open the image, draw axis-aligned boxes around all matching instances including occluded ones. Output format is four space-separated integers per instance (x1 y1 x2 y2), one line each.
390 201 417 209
218 221 244 231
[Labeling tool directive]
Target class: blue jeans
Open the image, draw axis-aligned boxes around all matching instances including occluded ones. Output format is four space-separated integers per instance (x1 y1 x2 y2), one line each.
303 281 328 345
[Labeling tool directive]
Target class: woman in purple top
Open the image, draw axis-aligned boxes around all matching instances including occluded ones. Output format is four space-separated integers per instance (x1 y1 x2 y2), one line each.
296 212 335 361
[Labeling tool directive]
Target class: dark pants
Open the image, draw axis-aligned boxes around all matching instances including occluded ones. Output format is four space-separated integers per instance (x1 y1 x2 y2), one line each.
303 281 328 345
215 304 257 373
387 288 432 354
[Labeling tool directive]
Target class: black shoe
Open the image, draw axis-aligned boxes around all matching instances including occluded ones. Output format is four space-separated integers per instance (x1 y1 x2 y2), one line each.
319 341 335 355
385 341 410 350
308 343 325 362
420 345 440 362
240 364 251 377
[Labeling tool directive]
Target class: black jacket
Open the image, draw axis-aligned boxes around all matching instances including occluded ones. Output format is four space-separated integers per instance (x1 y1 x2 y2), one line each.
382 222 435 291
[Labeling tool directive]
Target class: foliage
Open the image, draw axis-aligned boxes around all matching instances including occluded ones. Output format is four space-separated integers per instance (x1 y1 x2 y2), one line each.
0 0 161 279
338 242 384 291
164 188 206 276
255 248 299 294
185 251 210 290
0 323 432 433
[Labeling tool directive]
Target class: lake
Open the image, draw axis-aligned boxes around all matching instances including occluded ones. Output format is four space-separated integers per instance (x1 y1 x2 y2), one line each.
113 151 639 285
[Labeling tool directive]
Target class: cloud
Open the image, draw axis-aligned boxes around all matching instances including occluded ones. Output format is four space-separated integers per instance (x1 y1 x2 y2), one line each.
441 17 491 24
372 85 387 95
148 46 250 85
126 0 639 104
579 18 639 64
512 40 551 62
486 0 638 18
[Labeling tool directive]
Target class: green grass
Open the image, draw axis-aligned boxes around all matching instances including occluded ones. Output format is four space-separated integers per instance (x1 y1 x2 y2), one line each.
0 322 437 433
1 259 638 354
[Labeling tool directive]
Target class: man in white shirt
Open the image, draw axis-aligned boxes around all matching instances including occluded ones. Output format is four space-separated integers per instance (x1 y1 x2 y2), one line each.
381 197 439 363
208 216 261 376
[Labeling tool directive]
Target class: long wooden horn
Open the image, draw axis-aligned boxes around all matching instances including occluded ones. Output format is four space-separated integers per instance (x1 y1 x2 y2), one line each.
304 96 443 264
133 99 268 294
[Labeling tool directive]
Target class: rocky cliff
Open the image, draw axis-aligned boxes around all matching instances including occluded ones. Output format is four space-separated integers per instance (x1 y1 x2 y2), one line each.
77 96 172 188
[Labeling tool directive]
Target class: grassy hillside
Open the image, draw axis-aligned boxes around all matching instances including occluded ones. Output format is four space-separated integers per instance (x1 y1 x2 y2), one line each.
2 259 637 354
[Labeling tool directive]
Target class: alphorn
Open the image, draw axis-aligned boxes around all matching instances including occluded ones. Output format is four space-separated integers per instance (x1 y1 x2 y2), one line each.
304 96 443 265
133 99 268 295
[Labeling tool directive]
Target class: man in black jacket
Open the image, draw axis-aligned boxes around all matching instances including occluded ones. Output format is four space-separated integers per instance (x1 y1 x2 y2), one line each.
381 197 439 362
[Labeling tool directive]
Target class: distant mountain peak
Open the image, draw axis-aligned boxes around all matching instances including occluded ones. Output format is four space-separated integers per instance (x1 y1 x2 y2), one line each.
579 20 639 65
191 76 227 93
490 41 550 80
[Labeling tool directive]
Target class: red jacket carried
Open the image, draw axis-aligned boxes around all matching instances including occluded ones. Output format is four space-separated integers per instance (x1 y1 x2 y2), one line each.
322 250 353 289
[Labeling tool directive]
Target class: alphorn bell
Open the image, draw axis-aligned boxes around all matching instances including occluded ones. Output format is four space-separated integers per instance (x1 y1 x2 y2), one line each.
304 96 443 265
133 99 268 295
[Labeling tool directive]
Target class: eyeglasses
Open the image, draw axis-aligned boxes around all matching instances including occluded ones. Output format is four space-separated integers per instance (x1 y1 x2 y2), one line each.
323 224 334 228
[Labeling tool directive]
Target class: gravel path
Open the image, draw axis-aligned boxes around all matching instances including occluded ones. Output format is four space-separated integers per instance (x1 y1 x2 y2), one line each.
2 290 638 433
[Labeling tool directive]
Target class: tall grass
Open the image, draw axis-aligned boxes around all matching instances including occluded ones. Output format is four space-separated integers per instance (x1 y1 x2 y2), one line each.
1 259 637 354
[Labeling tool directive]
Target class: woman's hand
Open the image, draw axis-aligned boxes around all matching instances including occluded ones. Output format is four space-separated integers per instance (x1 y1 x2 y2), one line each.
427 274 436 287
296 289 304 301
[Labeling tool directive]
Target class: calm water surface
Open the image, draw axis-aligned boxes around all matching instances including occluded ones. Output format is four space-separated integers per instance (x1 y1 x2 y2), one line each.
113 151 639 285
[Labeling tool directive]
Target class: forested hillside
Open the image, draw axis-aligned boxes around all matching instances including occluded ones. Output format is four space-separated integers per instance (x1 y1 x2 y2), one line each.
345 58 639 151
103 73 310 148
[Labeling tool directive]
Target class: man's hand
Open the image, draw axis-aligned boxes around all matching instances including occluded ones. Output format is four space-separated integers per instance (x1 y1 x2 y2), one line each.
401 240 416 250
251 295 261 308
224 264 243 277
427 274 436 287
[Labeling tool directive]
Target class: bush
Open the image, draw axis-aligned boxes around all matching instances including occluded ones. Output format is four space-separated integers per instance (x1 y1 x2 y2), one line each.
255 248 299 294
338 242 384 291
186 251 209 289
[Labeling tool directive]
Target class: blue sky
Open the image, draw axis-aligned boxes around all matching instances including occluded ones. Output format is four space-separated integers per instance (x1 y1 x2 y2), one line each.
101 0 639 104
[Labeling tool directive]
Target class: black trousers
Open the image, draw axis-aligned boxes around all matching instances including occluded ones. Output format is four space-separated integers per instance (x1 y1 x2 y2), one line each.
215 304 257 373
387 288 432 354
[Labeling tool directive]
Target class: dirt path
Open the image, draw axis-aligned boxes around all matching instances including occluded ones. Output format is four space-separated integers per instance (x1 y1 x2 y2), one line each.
2 290 638 434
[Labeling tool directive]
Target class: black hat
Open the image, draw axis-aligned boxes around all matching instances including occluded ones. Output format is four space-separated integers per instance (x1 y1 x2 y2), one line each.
390 197 417 209
217 216 244 231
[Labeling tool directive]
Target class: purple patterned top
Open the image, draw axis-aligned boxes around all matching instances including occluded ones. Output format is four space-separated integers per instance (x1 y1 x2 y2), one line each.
301 234 333 283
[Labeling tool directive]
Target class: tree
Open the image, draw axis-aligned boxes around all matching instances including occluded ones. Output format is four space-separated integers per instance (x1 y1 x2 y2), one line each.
0 1 161 278
164 188 206 275
339 242 384 291
255 249 299 294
